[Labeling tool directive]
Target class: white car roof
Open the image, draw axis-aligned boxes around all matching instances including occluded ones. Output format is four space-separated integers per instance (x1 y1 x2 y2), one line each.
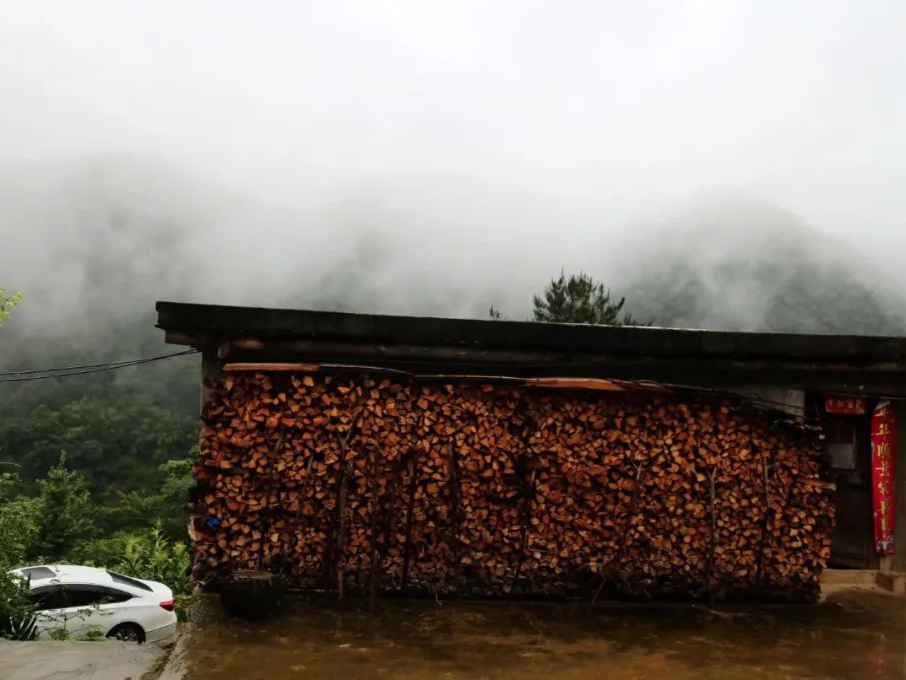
11 564 166 597
15 564 114 586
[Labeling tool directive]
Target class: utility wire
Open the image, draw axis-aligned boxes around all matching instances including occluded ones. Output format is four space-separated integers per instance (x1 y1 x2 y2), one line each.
0 349 199 383
0 356 171 376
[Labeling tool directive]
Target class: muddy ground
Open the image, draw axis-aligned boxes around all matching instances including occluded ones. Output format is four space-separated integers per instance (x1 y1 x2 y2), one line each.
3 586 903 680
168 587 903 680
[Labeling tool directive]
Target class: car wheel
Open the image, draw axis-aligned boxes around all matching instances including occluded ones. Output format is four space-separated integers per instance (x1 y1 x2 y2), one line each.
106 623 146 643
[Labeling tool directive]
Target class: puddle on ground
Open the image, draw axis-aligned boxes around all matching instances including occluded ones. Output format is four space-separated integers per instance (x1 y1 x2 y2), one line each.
176 590 905 679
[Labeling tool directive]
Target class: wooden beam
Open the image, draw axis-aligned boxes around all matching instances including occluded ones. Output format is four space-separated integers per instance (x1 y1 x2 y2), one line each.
223 362 321 372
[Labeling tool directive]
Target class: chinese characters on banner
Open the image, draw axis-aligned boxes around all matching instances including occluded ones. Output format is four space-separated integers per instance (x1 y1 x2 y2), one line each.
871 402 896 555
824 394 867 415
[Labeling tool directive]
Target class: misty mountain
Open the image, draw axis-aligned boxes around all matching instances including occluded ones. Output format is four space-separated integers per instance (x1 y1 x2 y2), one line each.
1 160 903 351
617 194 906 335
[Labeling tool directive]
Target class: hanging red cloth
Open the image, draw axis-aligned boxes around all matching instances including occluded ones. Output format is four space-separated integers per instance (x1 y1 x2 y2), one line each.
871 401 896 555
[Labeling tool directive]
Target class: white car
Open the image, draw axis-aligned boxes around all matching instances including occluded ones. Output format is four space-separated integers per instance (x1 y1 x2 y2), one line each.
10 564 178 642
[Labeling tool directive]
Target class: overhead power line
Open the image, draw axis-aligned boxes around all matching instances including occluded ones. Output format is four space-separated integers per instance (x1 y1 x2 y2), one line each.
0 349 199 383
0 350 198 376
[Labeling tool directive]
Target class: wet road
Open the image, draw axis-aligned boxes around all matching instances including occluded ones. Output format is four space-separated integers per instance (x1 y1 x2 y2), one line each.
0 639 166 680
174 590 905 680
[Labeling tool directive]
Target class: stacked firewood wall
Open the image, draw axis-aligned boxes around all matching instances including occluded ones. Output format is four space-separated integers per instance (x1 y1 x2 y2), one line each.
191 371 835 603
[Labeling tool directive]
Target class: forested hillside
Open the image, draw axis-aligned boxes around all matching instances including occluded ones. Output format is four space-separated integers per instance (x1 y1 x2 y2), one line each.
0 332 197 500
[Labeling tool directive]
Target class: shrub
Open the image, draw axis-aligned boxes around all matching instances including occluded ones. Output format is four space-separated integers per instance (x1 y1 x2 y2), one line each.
77 522 192 620
0 571 37 640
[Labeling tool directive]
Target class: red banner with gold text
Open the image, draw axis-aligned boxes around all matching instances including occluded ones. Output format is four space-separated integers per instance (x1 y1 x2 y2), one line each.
824 394 867 415
871 402 896 555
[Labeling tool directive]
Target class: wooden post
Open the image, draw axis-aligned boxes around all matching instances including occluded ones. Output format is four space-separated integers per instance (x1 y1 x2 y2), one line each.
325 412 361 592
509 465 537 596
336 459 354 601
200 350 221 413
258 420 287 571
287 445 318 579
368 443 380 610
756 453 772 599
592 458 645 605
400 449 420 594
706 467 717 608
893 401 906 571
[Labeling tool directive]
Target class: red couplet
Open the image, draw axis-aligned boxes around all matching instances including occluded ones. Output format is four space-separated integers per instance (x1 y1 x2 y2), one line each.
871 402 896 555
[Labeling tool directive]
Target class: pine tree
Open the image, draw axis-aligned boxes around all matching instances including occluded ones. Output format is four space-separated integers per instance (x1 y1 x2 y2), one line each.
533 271 643 325
33 454 95 561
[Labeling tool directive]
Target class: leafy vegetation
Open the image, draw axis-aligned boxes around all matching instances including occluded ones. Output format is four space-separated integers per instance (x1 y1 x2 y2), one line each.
73 523 192 620
0 288 22 327
99 455 195 542
0 455 193 639
0 370 197 502
0 472 39 639
0 475 41 567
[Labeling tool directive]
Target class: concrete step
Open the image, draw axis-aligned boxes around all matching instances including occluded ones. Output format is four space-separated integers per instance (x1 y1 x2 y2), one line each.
876 571 906 594
821 569 878 586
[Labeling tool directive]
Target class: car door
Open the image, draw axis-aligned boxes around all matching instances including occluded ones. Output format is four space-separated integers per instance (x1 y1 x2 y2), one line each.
29 585 72 638
61 585 141 638
30 585 128 639
92 586 135 635
61 585 116 638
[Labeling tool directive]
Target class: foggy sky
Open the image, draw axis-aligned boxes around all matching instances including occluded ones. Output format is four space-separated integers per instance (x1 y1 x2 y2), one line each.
1 1 905 326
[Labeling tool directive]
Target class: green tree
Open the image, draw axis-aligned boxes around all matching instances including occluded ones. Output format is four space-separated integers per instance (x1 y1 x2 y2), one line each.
0 474 41 566
32 455 95 561
0 387 196 500
100 454 194 541
0 288 22 327
0 472 40 640
533 271 643 325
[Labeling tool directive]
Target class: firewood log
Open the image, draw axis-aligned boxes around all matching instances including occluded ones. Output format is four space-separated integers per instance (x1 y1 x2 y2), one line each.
192 371 834 603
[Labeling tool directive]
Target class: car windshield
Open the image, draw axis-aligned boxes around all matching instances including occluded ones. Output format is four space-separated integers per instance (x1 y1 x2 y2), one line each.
105 570 152 591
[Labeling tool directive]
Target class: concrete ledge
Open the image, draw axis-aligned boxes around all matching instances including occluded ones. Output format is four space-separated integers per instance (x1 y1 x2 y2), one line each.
821 569 878 586
876 571 906 594
821 568 906 596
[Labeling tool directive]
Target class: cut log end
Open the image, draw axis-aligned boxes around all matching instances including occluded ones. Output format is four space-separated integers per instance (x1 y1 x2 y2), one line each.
219 570 284 619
